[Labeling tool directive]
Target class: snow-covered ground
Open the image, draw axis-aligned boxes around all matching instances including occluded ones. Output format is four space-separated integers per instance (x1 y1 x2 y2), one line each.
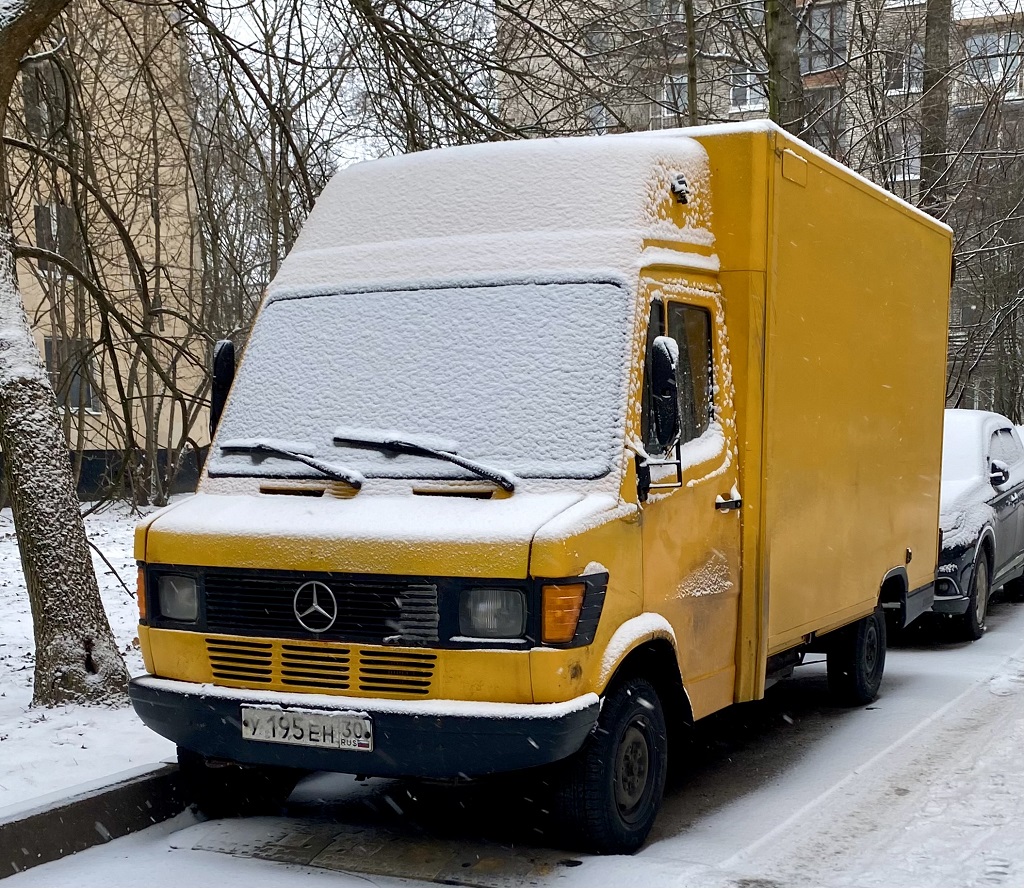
4 503 1024 887
6 596 1024 887
0 502 174 811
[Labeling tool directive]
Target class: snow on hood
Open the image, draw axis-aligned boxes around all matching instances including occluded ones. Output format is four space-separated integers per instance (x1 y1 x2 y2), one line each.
142 490 593 577
939 476 994 551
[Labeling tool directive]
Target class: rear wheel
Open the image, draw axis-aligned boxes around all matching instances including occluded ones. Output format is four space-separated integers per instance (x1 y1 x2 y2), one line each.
826 607 886 706
555 677 667 854
177 747 303 818
960 555 990 641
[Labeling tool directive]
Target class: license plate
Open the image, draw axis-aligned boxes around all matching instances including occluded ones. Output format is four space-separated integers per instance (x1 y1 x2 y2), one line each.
241 706 373 752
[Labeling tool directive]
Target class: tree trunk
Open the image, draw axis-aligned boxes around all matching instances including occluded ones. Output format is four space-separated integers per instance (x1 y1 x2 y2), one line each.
683 0 698 126
0 0 129 705
920 0 951 212
765 0 805 134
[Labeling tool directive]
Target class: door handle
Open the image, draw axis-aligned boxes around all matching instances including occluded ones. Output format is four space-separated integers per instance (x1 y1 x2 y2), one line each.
715 495 742 512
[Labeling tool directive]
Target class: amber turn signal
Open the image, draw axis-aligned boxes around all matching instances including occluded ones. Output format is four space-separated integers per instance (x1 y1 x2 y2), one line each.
137 566 147 621
541 582 586 644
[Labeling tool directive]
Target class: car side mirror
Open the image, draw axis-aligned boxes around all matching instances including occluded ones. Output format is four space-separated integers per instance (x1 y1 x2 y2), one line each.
990 459 1010 487
210 339 236 437
651 335 680 451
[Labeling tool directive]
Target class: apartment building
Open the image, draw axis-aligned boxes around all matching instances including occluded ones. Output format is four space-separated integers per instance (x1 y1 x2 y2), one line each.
6 0 208 501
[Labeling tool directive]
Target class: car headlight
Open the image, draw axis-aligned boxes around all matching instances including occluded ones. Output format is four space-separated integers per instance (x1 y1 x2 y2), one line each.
157 575 198 622
459 588 526 638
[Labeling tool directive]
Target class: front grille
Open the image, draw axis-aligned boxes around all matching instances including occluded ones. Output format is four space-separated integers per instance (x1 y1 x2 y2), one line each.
357 650 437 696
207 638 273 684
281 643 351 690
204 638 437 697
202 568 439 644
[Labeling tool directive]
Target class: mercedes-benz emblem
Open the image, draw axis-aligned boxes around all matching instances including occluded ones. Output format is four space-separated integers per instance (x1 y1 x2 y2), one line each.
293 581 338 633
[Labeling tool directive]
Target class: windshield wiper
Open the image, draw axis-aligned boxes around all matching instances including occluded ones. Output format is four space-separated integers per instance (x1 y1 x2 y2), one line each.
221 440 363 488
333 431 515 492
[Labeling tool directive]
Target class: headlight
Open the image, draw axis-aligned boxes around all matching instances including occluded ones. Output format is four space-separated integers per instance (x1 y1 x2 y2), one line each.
157 575 198 622
459 588 526 638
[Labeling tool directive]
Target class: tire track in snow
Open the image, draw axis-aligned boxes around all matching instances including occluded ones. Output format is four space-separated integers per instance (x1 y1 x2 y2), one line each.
720 643 1024 888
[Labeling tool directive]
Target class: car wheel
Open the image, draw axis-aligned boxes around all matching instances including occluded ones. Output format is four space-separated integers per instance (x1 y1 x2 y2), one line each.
177 747 303 818
960 554 990 641
555 677 668 854
826 606 887 706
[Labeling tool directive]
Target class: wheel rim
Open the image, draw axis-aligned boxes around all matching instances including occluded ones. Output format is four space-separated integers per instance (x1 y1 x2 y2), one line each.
975 559 989 625
614 720 651 819
863 618 880 676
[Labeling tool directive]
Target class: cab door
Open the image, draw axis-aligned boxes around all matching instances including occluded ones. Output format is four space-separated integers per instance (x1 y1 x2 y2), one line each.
640 279 742 722
988 425 1024 584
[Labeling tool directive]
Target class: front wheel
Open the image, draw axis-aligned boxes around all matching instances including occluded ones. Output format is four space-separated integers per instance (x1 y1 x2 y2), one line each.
960 556 990 641
555 677 668 854
826 607 886 706
177 747 304 819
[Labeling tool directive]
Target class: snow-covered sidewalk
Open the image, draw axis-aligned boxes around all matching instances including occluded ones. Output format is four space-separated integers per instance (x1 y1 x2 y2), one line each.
0 503 174 811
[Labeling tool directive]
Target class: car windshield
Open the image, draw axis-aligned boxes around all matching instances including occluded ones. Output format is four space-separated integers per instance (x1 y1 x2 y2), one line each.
208 280 633 482
941 417 983 483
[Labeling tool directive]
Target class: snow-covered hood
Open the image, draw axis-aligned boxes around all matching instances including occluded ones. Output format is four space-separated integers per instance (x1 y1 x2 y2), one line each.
939 476 994 551
139 491 591 578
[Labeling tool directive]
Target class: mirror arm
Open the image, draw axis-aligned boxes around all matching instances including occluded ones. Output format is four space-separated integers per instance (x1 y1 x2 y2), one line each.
636 454 651 502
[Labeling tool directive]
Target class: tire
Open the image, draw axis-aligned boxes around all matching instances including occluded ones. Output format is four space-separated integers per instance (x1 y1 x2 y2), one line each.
177 747 303 819
555 677 668 855
960 555 990 641
826 607 886 706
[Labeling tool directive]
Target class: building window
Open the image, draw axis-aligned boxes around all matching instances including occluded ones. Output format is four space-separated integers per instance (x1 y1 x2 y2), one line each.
44 338 101 413
588 101 614 134
965 30 1023 96
730 66 767 111
650 71 688 129
889 127 921 182
648 0 682 21
21 59 67 140
885 44 925 94
800 3 847 74
33 203 83 273
803 87 845 155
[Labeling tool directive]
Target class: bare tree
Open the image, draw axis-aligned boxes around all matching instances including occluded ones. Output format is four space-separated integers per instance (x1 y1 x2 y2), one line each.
765 0 804 131
0 0 128 705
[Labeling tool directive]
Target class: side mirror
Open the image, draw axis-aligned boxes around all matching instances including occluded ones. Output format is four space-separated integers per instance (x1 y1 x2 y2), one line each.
990 459 1010 487
651 335 680 451
210 339 236 437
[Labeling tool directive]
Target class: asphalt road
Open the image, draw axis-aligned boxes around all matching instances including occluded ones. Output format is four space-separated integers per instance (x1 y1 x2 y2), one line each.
9 595 1024 888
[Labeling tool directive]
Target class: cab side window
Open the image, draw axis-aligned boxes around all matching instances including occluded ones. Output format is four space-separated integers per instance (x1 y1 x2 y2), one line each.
642 300 714 455
666 302 713 445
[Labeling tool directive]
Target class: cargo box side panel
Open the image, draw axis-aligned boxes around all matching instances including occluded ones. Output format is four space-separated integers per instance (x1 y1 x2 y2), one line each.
762 138 950 653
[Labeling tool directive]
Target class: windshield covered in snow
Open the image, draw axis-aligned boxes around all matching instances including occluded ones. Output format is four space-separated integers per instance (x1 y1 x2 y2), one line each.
941 416 983 483
208 281 633 482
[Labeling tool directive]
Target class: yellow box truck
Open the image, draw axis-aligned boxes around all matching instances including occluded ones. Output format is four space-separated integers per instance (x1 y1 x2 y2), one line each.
130 121 952 853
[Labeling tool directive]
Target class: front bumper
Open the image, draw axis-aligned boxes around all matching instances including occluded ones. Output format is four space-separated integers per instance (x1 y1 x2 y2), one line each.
933 545 973 616
130 676 599 778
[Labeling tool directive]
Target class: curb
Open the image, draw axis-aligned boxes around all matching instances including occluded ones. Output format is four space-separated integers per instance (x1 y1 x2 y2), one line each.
0 763 186 877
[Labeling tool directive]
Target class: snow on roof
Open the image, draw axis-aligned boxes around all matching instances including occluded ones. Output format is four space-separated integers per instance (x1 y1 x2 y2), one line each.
945 408 1011 437
269 135 715 299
